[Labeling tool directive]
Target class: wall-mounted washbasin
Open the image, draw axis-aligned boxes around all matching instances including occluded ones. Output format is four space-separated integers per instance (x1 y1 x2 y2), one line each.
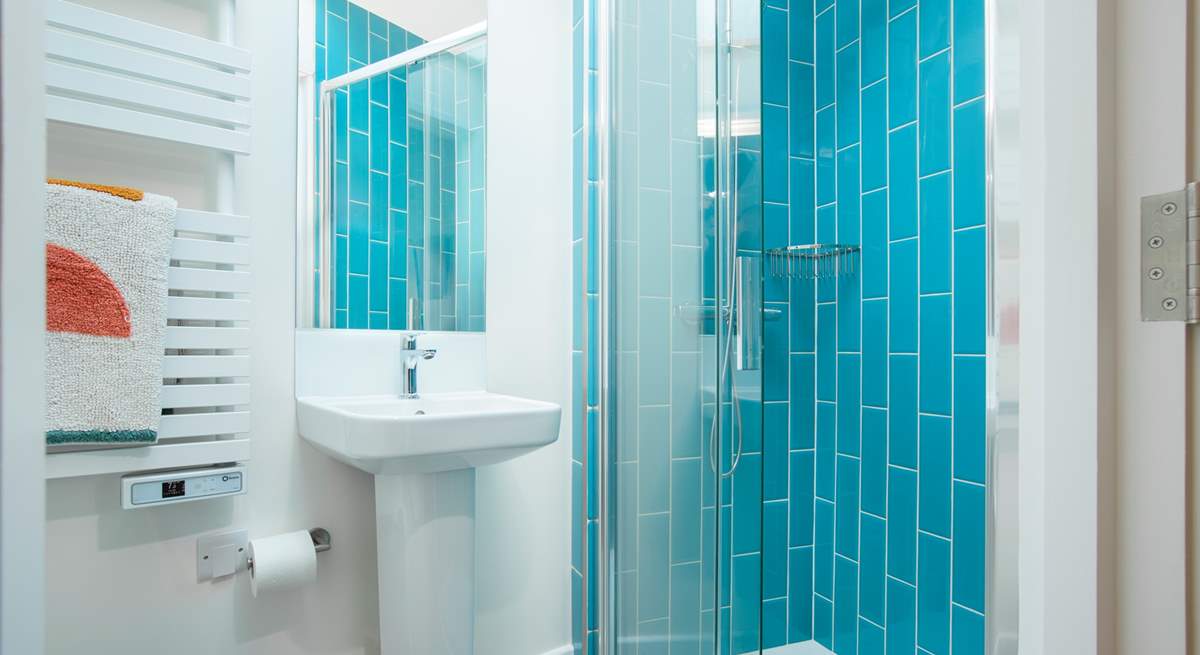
296 391 561 475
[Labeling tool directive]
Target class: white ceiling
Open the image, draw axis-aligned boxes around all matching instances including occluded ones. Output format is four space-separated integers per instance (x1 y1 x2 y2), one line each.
350 0 487 40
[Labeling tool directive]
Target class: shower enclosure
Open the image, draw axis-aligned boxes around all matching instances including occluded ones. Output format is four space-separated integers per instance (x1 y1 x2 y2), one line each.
575 0 1001 653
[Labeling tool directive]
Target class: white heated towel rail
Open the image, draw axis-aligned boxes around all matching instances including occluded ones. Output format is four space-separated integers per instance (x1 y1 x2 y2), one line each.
43 1 253 480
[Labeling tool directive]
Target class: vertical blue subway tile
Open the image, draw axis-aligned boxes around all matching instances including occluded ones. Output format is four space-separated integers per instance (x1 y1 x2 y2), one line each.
814 595 833 650
370 103 388 171
791 451 815 546
638 406 669 514
862 298 888 405
837 146 861 245
817 107 837 205
920 172 952 294
818 205 838 301
862 191 888 299
348 274 367 328
818 303 837 400
670 458 701 564
833 557 859 654
887 577 917 654
637 0 669 85
671 353 702 458
955 227 987 354
791 158 817 246
918 415 953 537
764 104 789 204
350 81 369 133
815 499 834 596
837 0 861 48
954 355 987 483
763 502 788 599
918 52 952 175
954 99 987 229
349 202 369 274
732 454 762 555
347 4 367 62
953 605 986 655
816 10 836 108
367 12 386 36
334 235 348 310
316 0 326 45
918 533 952 655
571 461 582 572
954 0 986 102
837 354 861 456
919 294 952 414
763 7 788 106
889 125 918 239
889 354 918 467
763 597 787 649
789 546 815 641
817 0 835 13
731 553 761 655
817 404 836 500
953 480 987 612
368 311 386 330
888 466 918 583
670 563 702 654
835 455 860 558
919 0 952 57
637 83 671 190
637 514 670 621
888 10 918 127
370 172 388 241
350 131 369 202
638 298 670 405
764 403 789 500
860 513 887 624
327 0 347 17
791 63 816 158
859 620 884 655
836 44 860 148
861 407 888 515
638 190 670 298
368 241 387 312
838 272 862 352
862 0 888 84
792 0 816 63
390 144 408 210
387 277 406 329
889 239 918 352
862 82 888 193
327 16 348 79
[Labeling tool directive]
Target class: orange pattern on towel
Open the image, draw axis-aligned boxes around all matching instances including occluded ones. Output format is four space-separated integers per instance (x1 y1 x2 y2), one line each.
45 243 131 338
46 178 144 202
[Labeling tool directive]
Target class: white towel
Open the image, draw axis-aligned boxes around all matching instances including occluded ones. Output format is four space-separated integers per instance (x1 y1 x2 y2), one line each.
44 180 177 446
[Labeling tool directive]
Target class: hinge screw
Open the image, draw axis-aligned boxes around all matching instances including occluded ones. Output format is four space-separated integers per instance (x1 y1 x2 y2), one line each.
1163 202 1178 215
1163 298 1178 311
1149 235 1165 249
1149 267 1165 280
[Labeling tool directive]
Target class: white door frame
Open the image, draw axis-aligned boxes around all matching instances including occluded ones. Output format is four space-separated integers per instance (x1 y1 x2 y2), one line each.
0 0 46 652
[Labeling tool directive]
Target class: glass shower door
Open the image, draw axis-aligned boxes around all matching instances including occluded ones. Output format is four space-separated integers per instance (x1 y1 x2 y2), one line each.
606 0 762 653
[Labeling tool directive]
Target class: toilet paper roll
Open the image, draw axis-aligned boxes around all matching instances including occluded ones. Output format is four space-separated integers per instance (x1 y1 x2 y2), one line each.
249 530 317 597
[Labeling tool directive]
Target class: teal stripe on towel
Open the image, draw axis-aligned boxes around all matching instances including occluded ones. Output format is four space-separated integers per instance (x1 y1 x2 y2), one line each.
46 429 157 445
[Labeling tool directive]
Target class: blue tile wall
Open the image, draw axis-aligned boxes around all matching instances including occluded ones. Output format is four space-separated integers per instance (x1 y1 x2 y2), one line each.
769 0 988 652
317 2 486 331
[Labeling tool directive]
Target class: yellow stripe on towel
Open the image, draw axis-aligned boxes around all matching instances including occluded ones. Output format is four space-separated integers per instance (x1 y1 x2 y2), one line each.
47 178 144 202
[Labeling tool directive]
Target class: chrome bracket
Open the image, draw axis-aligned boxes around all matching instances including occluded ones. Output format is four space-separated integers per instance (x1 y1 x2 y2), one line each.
1141 182 1200 323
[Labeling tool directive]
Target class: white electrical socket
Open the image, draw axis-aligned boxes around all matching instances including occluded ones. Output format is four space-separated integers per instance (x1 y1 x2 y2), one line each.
197 529 249 582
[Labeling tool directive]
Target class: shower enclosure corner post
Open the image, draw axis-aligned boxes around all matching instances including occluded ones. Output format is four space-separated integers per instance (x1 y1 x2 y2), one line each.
318 84 334 329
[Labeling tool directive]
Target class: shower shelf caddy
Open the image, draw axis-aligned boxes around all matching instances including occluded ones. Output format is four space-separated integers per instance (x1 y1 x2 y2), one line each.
43 0 253 479
764 243 861 280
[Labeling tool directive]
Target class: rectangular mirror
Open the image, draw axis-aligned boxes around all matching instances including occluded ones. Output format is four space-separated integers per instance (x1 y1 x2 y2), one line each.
301 10 487 332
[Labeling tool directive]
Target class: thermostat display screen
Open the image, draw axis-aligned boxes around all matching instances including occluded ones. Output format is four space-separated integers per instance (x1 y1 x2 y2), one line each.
162 480 186 498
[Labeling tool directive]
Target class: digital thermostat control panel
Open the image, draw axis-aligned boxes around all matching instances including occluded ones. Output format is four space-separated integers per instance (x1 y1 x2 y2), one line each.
121 466 246 509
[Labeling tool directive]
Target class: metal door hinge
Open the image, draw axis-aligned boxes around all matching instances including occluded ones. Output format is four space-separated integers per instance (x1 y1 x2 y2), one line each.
1142 182 1200 323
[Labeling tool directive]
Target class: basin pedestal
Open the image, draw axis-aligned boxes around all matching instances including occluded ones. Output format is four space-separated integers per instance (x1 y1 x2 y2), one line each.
375 469 476 655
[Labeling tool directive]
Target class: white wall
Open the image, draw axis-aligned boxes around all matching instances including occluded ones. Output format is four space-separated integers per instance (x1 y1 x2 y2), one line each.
0 0 47 652
351 0 486 40
474 0 572 652
43 1 381 653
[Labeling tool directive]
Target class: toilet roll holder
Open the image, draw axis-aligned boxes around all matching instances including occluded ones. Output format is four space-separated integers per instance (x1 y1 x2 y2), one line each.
197 527 331 582
246 528 332 574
